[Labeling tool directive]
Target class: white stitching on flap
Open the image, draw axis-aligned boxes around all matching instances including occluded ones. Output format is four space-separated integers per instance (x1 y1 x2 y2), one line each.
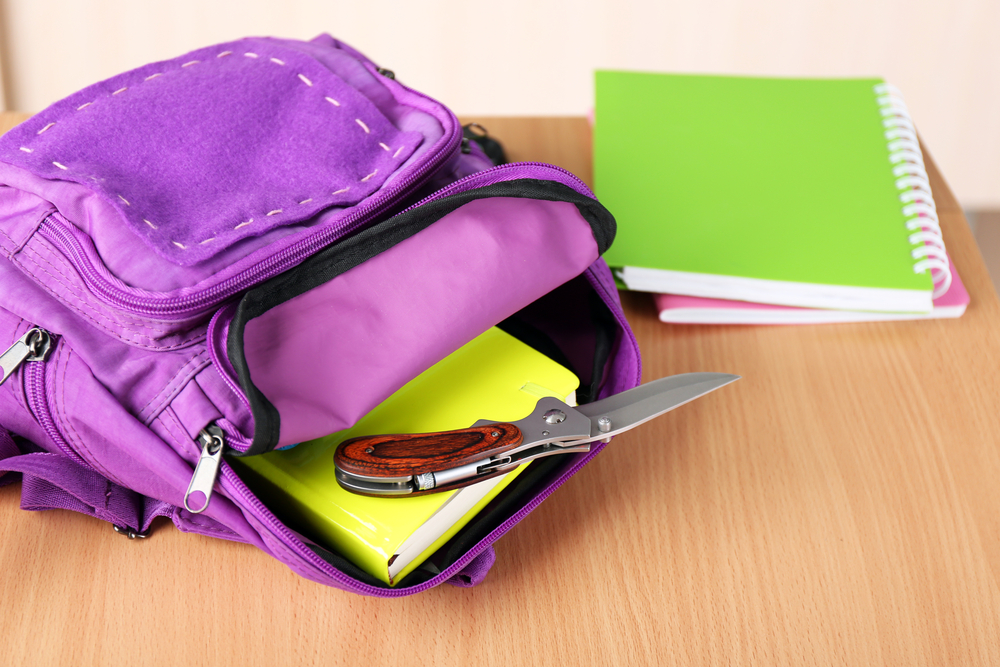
19 46 397 253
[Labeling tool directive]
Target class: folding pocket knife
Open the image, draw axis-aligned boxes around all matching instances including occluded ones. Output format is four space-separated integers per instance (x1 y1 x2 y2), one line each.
334 372 739 497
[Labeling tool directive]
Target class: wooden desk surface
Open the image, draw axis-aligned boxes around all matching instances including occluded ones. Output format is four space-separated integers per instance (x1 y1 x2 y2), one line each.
2 112 999 666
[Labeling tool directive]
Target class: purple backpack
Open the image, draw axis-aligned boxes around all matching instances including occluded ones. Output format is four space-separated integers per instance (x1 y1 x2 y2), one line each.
0 35 641 595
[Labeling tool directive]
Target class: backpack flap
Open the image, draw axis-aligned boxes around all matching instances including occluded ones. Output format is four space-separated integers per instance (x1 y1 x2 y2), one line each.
0 35 462 345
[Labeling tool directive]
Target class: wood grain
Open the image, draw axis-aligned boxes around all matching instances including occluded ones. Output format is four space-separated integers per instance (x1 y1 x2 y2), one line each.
2 111 1000 666
335 423 522 484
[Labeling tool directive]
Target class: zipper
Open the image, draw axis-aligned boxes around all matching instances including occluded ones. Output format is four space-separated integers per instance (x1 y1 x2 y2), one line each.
2 327 91 467
397 161 595 216
0 327 51 387
34 111 464 320
217 456 391 591
183 424 225 513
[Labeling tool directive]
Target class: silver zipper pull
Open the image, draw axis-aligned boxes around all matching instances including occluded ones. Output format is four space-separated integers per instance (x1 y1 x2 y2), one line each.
183 425 225 514
0 327 52 387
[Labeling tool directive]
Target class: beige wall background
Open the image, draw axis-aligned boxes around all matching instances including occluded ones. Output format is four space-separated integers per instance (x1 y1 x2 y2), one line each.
0 0 997 207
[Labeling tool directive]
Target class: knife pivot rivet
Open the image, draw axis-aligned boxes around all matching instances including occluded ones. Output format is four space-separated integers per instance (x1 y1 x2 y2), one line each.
543 409 567 425
365 447 374 454
597 417 612 433
542 430 550 437
491 431 500 437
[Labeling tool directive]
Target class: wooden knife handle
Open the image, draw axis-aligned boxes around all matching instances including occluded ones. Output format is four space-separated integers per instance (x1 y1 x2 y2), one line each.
334 423 523 479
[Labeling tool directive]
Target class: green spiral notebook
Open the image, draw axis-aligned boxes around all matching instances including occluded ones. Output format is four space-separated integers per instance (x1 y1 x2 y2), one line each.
595 72 951 313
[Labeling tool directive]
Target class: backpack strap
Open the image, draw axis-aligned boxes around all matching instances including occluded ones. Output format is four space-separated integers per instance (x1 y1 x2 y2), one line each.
0 429 169 536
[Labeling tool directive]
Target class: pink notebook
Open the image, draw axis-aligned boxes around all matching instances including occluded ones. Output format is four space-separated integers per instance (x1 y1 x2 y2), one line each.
655 258 969 324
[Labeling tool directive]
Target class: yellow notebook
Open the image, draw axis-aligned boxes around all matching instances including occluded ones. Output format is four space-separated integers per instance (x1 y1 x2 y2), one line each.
229 327 579 585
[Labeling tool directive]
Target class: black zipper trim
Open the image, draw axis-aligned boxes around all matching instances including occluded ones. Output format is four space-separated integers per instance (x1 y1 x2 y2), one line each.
226 178 617 455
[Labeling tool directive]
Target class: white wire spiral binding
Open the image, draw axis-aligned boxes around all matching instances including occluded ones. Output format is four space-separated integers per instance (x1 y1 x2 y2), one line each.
874 83 952 299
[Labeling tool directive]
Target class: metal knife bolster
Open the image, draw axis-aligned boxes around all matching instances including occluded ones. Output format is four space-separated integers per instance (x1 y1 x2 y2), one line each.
456 396 597 481
483 396 595 463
